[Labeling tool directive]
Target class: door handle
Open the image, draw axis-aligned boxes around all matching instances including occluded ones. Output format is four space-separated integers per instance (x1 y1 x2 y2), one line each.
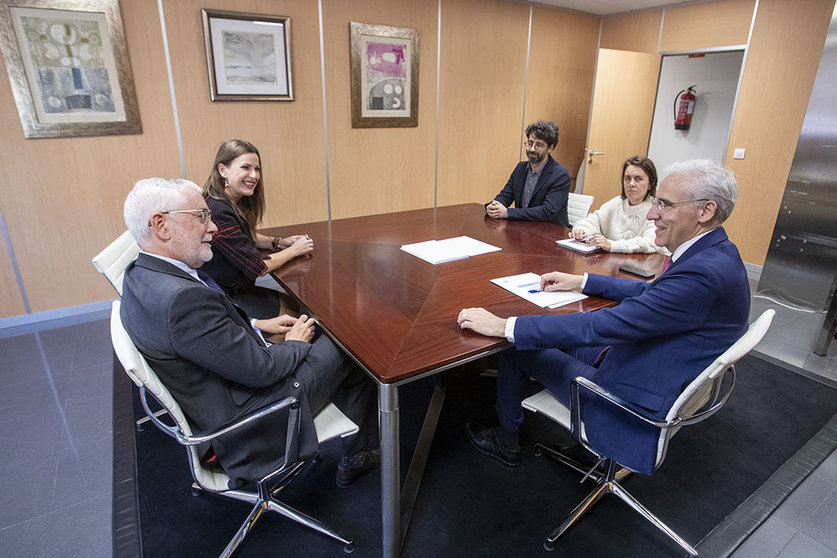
587 151 605 164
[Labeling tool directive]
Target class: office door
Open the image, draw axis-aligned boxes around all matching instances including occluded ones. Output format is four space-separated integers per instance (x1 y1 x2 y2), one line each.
582 49 660 209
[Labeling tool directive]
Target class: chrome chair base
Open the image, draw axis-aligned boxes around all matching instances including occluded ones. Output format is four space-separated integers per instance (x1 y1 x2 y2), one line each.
192 458 354 557
134 408 167 431
534 442 698 557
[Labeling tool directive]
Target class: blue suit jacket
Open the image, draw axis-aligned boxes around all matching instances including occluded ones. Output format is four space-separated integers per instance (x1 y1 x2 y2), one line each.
514 227 750 474
493 155 571 226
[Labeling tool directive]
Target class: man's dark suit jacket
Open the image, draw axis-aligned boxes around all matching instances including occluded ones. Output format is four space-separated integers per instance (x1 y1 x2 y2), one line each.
121 253 320 488
513 227 750 474
493 155 571 226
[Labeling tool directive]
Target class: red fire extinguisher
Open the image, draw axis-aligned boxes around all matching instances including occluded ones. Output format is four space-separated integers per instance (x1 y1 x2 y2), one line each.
674 85 696 130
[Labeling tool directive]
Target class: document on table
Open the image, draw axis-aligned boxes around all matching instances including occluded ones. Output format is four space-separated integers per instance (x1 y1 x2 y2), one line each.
491 272 587 309
556 238 600 254
401 236 501 264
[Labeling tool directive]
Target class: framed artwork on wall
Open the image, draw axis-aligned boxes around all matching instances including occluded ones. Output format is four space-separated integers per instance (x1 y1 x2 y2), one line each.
0 0 141 139
201 9 293 102
350 22 419 128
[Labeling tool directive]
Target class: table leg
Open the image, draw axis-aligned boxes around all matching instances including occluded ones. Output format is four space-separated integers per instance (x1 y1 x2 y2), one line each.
380 383 400 558
400 384 446 542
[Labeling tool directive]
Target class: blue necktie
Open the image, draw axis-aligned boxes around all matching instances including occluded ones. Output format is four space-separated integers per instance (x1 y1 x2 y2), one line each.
197 270 226 295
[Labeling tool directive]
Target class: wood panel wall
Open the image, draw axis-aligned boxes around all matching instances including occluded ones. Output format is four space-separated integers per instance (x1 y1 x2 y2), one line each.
660 0 754 52
436 0 599 206
600 9 661 53
0 0 181 316
0 234 25 316
436 0 530 206
600 0 755 54
524 6 600 187
322 0 438 220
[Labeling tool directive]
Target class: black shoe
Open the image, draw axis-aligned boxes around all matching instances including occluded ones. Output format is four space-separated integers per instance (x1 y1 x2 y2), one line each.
336 449 380 488
465 423 522 467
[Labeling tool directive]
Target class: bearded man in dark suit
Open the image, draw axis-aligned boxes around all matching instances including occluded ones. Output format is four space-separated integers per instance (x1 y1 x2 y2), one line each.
485 120 571 226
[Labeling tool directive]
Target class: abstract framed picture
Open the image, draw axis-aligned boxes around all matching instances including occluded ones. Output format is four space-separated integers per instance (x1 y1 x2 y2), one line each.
350 22 419 128
201 9 293 102
0 0 141 139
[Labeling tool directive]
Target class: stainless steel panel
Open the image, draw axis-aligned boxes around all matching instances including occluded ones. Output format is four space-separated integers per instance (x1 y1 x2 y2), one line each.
758 6 837 314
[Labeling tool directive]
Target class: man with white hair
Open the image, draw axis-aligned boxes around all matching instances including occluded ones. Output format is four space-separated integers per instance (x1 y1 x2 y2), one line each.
459 160 750 474
120 178 378 488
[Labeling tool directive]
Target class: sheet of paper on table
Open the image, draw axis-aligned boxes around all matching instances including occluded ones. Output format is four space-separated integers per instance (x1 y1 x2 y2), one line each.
401 236 501 264
491 272 588 309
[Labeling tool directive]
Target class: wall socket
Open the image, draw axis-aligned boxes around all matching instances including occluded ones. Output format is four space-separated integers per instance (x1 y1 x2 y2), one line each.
733 148 746 159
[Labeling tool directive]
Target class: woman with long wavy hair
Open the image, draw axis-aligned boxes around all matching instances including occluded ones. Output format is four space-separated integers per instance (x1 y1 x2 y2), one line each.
201 139 313 317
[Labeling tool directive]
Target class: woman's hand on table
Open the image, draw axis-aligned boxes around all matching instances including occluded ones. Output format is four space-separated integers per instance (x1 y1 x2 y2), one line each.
276 234 305 249
588 234 611 252
284 235 314 258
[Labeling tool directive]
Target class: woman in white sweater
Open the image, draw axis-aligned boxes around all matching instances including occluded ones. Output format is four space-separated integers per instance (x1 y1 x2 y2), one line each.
570 156 669 254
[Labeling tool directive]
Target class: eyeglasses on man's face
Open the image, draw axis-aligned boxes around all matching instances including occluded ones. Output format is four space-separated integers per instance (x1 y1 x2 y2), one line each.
152 208 212 225
650 197 710 213
524 140 549 151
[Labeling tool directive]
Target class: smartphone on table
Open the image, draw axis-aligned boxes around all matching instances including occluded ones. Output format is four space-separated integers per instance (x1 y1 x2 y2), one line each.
618 265 655 279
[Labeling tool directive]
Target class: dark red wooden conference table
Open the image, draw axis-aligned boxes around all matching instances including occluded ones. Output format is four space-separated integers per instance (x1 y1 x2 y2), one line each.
265 203 666 558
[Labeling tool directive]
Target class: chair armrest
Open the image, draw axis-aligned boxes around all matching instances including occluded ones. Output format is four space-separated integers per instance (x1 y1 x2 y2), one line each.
569 377 675 439
676 367 736 427
568 366 736 437
141 389 300 448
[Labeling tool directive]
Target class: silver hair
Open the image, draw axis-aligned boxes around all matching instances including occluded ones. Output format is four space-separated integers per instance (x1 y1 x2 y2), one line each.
124 178 202 246
662 159 738 224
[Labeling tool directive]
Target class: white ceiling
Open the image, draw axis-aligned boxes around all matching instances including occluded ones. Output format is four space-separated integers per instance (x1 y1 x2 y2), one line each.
530 0 697 16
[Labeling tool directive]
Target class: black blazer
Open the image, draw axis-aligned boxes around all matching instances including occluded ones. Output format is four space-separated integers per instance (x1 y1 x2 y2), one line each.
493 155 571 226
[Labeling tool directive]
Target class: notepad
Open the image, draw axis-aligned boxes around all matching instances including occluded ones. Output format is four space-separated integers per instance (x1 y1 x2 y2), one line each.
401 236 501 264
556 238 600 254
491 272 587 309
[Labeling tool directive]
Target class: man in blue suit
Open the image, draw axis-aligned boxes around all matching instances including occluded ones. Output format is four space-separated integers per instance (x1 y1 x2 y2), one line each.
460 159 750 474
486 121 571 226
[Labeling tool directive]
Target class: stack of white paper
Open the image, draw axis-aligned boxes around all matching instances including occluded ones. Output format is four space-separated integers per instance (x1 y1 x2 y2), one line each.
556 238 600 254
491 272 587 309
401 236 501 264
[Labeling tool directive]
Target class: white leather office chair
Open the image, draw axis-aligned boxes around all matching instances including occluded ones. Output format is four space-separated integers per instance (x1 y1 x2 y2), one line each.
567 193 594 226
110 300 359 556
522 309 775 556
92 230 140 296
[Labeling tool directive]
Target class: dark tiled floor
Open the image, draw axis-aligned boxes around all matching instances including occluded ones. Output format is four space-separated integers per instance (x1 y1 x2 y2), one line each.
0 299 834 557
0 317 112 557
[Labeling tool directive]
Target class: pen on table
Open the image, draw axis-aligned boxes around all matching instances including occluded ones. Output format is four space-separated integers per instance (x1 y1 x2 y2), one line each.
528 288 542 293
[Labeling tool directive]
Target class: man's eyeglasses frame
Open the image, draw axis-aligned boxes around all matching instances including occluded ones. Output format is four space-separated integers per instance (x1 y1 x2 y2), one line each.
148 208 212 227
